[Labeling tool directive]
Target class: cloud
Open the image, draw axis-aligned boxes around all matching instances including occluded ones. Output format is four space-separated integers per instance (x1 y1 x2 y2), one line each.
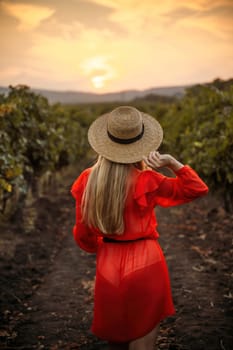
47 0 119 32
161 1 233 39
0 1 55 30
90 0 233 39
0 0 122 34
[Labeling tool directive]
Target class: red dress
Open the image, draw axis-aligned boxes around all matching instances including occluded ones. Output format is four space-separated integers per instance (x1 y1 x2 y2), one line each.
71 165 208 342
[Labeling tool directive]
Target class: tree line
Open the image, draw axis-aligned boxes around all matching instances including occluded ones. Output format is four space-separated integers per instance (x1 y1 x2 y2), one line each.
0 79 232 218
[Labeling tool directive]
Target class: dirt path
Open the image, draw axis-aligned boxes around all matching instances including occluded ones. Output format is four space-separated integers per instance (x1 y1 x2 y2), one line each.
0 167 232 350
157 204 233 350
8 233 105 350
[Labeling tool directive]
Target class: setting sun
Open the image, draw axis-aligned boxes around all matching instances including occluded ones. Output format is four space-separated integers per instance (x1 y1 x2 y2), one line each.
81 56 115 91
91 76 105 89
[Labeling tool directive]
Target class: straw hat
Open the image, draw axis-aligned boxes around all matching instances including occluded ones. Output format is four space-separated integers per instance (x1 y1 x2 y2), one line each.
88 106 163 164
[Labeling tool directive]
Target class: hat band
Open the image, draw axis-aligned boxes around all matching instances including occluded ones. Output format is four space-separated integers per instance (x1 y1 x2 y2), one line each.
107 124 144 144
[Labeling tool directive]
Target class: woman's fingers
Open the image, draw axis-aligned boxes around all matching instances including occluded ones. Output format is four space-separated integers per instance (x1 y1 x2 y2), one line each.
148 151 160 162
144 152 174 169
151 152 161 164
145 151 161 169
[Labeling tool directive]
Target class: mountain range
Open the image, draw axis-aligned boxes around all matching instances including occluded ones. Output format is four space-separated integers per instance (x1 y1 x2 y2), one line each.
0 84 190 104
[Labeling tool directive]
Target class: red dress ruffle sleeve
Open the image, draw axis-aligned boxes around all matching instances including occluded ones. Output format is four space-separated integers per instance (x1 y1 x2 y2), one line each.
134 165 209 208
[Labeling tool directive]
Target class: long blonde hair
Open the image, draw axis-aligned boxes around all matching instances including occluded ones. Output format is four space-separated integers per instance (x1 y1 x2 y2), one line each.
81 156 141 234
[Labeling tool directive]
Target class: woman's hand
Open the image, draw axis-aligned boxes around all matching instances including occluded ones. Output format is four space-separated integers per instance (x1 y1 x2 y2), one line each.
143 151 184 172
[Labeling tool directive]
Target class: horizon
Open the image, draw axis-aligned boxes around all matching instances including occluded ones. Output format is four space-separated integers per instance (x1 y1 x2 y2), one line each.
1 77 224 95
0 0 233 93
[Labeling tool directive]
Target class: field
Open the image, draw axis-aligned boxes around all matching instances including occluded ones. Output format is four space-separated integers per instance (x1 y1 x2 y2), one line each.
0 80 233 349
0 163 232 349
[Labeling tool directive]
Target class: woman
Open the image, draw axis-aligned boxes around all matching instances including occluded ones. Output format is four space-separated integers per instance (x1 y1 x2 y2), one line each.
71 106 208 350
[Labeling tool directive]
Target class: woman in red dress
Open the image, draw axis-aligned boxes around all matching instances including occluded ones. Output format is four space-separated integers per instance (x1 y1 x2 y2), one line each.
71 106 208 350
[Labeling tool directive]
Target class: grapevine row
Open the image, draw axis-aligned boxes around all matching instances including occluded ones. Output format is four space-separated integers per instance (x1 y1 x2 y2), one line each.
0 79 232 219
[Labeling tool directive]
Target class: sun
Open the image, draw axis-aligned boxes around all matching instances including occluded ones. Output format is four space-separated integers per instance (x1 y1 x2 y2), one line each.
91 76 105 89
81 56 116 90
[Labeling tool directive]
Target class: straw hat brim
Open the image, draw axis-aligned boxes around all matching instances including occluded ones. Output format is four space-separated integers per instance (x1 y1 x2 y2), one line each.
88 112 163 164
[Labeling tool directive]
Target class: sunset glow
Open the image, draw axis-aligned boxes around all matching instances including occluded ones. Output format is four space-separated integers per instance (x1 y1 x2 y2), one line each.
91 76 105 89
0 0 232 93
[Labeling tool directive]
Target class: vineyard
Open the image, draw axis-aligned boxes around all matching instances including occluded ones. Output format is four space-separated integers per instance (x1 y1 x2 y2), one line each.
1 80 233 218
0 80 233 349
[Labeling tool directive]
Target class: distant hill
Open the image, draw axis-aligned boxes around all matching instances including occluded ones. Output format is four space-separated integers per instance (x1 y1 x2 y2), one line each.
0 84 189 104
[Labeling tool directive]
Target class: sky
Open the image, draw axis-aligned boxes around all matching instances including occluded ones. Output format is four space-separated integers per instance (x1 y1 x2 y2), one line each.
0 0 233 93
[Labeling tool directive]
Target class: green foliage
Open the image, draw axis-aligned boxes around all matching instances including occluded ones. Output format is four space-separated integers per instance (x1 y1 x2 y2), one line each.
0 85 88 212
1 79 233 216
161 83 233 210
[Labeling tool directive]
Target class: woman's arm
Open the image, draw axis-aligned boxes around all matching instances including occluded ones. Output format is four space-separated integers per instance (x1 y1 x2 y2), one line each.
143 151 184 172
71 170 99 253
142 151 209 207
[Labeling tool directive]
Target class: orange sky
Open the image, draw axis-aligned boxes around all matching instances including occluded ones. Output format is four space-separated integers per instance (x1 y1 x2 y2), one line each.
0 0 232 93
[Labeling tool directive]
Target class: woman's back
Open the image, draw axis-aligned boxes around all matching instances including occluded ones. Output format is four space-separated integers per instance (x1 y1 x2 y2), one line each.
71 106 208 349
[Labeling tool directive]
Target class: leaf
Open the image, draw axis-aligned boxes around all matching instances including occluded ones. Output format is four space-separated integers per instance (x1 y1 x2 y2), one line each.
192 265 205 272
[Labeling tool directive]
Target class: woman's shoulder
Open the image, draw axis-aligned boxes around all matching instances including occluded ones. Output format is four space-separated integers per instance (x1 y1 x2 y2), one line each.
133 168 165 195
135 168 165 183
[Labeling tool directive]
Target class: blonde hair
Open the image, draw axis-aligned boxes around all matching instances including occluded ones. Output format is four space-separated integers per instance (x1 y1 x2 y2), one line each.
81 157 142 234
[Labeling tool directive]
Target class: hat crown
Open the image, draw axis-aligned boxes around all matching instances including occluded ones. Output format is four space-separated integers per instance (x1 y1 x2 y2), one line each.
107 106 143 140
87 105 163 164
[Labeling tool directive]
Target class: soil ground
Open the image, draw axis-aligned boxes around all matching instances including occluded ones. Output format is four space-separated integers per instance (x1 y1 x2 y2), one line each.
0 164 232 350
